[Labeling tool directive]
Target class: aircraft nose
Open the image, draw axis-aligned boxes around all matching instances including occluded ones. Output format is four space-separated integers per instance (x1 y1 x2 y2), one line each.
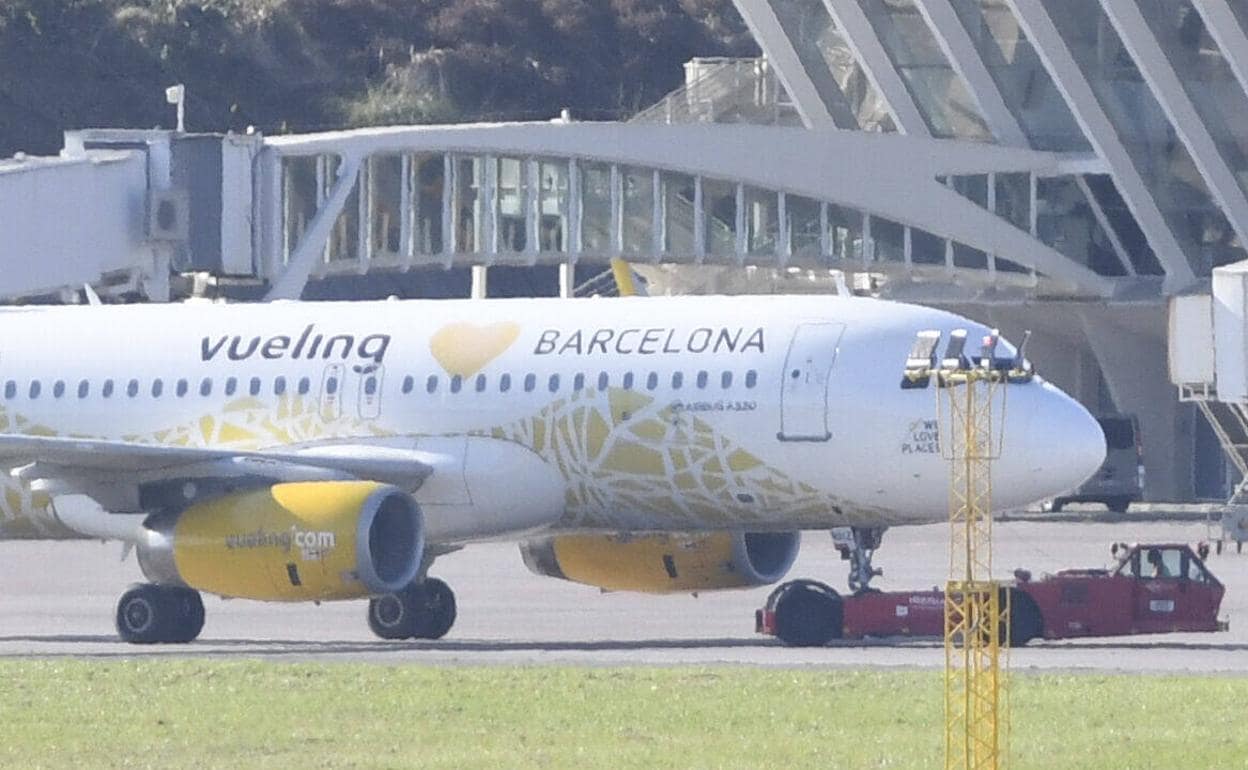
1025 383 1106 498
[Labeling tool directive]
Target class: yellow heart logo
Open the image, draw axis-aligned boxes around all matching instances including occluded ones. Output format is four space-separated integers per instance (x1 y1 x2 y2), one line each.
430 322 521 377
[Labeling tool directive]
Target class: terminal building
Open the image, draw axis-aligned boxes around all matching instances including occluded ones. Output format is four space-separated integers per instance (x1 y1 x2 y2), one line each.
3 0 1248 502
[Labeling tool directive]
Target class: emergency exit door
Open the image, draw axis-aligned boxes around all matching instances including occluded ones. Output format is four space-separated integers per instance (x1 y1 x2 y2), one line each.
778 322 846 441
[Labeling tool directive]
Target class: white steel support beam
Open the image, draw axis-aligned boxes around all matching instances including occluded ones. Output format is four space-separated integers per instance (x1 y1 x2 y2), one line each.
1191 0 1248 101
912 0 1029 146
266 155 360 300
731 0 839 129
1003 0 1197 292
821 0 930 135
1099 0 1248 266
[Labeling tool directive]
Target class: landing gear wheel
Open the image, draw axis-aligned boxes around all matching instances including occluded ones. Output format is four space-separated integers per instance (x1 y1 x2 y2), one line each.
367 578 458 641
769 580 842 647
412 578 456 640
1107 497 1130 514
116 584 204 644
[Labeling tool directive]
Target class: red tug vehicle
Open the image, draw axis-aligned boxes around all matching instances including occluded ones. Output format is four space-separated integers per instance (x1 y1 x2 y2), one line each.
756 543 1228 647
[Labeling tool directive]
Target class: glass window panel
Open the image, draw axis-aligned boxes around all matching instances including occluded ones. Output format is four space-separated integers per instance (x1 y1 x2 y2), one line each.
497 157 528 253
453 156 485 253
662 172 696 255
744 187 778 256
910 228 945 266
368 154 403 256
621 167 654 255
869 216 904 262
827 204 863 260
1036 176 1126 276
282 156 318 263
994 172 1031 231
702 178 737 259
580 162 612 254
953 242 988 270
538 159 568 253
325 155 359 262
953 175 989 208
787 195 821 258
412 153 444 254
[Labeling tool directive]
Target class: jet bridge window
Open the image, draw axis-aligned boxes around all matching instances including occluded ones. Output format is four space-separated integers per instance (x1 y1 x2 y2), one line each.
500 373 512 393
126 380 139 398
225 377 237 396
3 381 14 399
77 380 88 398
53 381 65 399
199 378 212 397
151 380 163 398
401 376 414 394
249 377 262 396
426 375 438 394
745 370 758 389
28 381 40 399
176 379 189 397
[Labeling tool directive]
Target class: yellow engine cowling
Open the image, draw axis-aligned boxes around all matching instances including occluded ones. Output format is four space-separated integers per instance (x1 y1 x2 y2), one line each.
137 481 423 602
519 531 800 593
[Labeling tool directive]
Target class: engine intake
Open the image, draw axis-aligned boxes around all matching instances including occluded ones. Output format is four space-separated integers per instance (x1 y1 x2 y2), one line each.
520 531 800 593
138 481 423 601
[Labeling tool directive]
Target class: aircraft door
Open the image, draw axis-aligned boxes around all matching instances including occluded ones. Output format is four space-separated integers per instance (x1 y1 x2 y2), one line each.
357 364 384 420
778 322 846 442
319 364 345 421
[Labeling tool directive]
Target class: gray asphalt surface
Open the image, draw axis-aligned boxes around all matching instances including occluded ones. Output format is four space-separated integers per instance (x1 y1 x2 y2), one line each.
2 517 1245 672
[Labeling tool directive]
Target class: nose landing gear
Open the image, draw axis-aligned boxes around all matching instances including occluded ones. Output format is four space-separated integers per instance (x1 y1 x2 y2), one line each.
833 526 886 594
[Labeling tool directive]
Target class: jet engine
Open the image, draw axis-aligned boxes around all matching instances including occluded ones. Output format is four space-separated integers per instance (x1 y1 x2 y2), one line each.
137 481 423 602
519 531 800 593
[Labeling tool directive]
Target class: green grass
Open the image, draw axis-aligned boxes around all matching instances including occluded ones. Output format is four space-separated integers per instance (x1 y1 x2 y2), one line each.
1 661 1244 769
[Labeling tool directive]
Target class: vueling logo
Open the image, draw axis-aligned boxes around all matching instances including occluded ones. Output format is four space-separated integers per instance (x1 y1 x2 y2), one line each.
225 526 337 560
201 324 391 365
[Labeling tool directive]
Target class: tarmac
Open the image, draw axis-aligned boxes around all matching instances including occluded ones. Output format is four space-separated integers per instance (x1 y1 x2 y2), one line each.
2 514 1245 672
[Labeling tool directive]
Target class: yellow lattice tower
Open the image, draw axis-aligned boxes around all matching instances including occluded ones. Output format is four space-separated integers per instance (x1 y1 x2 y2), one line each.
905 328 1023 770
939 364 1009 770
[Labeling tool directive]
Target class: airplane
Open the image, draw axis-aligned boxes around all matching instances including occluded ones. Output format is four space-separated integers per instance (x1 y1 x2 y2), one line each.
0 293 1104 644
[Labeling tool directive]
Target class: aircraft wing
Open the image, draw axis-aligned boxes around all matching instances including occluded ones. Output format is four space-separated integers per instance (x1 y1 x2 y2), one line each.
0 434 436 489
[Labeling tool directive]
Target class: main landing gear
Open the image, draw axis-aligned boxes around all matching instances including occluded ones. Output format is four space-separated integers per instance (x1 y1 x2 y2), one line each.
116 583 205 644
764 527 887 647
367 577 457 640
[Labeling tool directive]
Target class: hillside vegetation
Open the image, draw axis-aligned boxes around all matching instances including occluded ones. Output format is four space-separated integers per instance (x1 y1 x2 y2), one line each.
0 0 754 156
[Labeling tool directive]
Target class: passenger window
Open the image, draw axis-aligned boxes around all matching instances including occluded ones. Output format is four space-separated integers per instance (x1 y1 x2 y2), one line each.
573 373 585 391
745 370 758 389
598 372 609 390
426 375 438 394
475 374 487 393
326 376 339 395
721 371 732 389
77 380 89 399
274 376 287 395
623 372 634 390
3 381 14 399
199 378 212 397
126 380 139 398
524 374 536 392
671 372 683 390
297 377 311 395
102 379 114 398
53 381 65 399
401 376 414 394
500 373 512 393
450 375 463 394
364 377 377 396
696 371 708 389
28 381 40 399
151 379 163 398
176 379 188 397
646 372 658 391
249 377 261 396
548 374 560 393
225 377 237 396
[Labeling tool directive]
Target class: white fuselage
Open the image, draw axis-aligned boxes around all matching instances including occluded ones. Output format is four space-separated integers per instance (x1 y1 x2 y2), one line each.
0 294 1104 541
